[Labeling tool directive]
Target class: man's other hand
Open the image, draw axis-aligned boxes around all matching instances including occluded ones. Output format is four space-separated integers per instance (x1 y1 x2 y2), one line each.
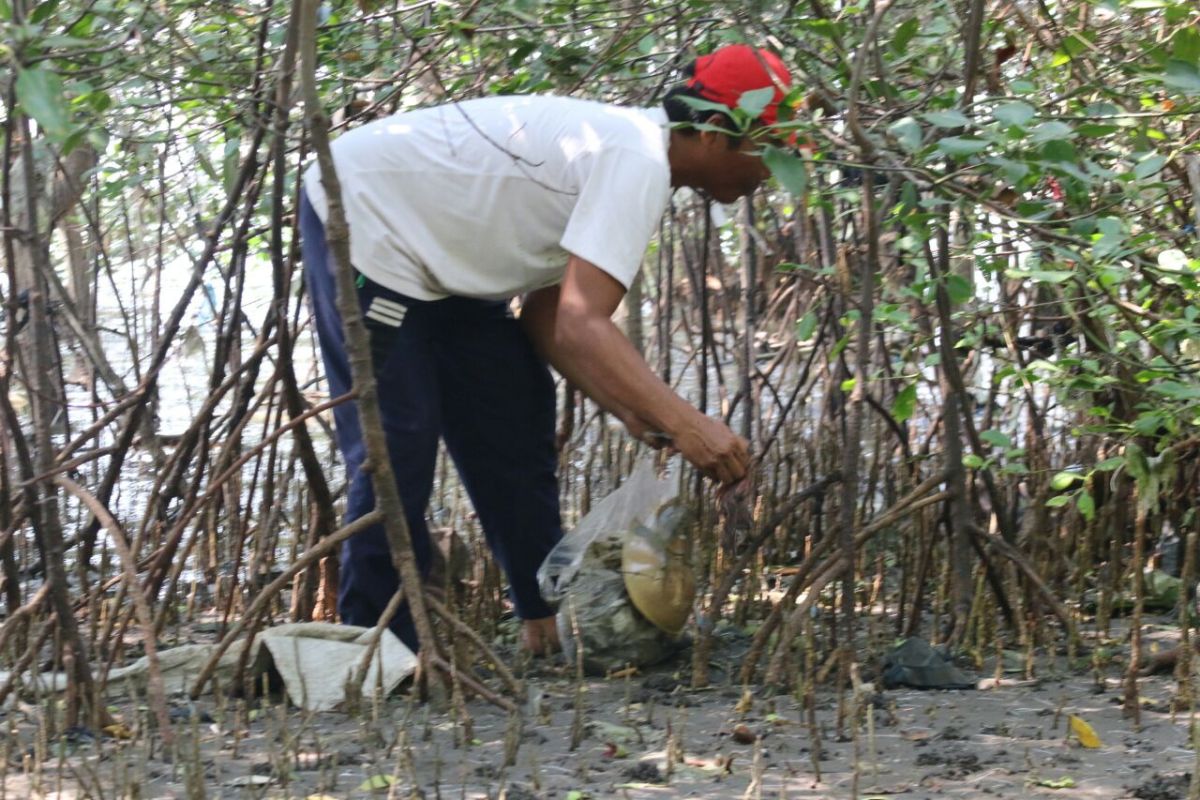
671 413 750 486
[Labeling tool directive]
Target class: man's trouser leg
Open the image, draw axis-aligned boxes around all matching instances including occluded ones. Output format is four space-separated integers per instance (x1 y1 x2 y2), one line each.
300 193 437 651
300 193 562 647
434 299 561 624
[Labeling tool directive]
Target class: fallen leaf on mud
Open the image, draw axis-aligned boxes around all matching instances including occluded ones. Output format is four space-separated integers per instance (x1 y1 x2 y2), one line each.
1036 776 1076 789
734 689 754 714
227 776 271 787
102 723 133 739
731 723 757 744
607 666 639 680
565 791 590 800
588 720 639 744
1068 714 1102 748
358 774 396 791
901 728 933 741
685 754 735 774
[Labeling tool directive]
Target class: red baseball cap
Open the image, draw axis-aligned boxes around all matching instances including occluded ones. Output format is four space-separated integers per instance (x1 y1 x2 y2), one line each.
686 44 793 126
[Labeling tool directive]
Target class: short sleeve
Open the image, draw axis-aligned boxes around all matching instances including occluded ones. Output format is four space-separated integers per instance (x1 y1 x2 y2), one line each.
558 148 672 289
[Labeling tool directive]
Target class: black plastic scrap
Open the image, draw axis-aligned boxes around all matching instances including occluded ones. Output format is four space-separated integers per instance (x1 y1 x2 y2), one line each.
881 637 977 690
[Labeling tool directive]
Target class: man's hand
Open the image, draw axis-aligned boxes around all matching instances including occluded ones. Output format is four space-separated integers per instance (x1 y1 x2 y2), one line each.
669 413 750 486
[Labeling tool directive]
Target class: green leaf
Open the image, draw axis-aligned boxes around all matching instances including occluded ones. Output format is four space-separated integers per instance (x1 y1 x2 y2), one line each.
1174 27 1200 62
678 95 736 118
980 429 1012 448
891 383 917 423
945 274 973 305
1010 269 1074 284
1051 471 1082 490
799 18 845 41
841 377 857 392
963 454 985 469
764 147 807 196
796 311 818 341
737 86 777 118
1151 380 1200 400
30 0 61 23
358 774 396 791
194 143 219 183
1163 60 1200 94
924 109 971 128
937 136 989 156
1042 140 1077 163
1076 123 1119 137
891 18 919 54
1046 495 1072 508
1133 154 1167 179
1029 121 1074 143
993 101 1035 128
1124 443 1151 482
1077 492 1095 521
1036 776 1076 789
990 157 1030 183
1095 456 1124 471
888 117 923 152
1093 217 1125 258
15 66 72 141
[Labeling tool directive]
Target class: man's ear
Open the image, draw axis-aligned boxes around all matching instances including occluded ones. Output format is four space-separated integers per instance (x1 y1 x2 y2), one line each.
699 113 732 149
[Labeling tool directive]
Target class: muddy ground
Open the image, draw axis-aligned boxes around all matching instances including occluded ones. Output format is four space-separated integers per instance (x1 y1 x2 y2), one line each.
2 619 1197 800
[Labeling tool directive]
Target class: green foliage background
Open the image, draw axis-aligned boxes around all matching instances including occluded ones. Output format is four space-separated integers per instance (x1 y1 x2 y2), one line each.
3 0 1200 675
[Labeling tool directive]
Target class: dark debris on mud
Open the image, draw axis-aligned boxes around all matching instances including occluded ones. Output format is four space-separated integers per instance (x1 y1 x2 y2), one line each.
1131 772 1191 800
914 745 983 778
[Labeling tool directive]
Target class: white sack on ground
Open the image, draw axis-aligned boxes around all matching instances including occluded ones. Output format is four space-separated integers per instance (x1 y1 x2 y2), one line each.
0 622 416 713
258 622 417 712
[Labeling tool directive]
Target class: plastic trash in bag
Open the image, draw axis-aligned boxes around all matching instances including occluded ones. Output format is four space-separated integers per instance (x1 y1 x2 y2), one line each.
623 500 694 634
537 458 677 603
539 458 691 675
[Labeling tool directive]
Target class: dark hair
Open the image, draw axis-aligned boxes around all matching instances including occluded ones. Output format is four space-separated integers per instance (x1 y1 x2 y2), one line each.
662 61 738 139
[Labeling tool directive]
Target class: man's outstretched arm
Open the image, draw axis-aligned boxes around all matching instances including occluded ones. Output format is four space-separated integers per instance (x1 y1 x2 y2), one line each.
520 254 749 485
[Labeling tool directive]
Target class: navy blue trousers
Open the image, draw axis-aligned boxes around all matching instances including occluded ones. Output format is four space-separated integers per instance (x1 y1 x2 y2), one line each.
299 193 561 651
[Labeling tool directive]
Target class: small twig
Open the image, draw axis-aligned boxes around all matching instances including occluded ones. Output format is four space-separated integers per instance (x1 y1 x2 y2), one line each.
424 592 523 700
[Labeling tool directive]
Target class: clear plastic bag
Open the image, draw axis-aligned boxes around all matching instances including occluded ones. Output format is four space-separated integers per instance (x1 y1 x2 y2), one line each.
555 561 683 675
536 457 678 604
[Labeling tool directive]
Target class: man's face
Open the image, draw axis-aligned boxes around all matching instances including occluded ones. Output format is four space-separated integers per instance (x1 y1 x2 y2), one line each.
695 128 775 204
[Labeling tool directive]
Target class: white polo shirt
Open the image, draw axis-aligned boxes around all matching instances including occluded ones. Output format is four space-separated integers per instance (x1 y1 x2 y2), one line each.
302 95 673 301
